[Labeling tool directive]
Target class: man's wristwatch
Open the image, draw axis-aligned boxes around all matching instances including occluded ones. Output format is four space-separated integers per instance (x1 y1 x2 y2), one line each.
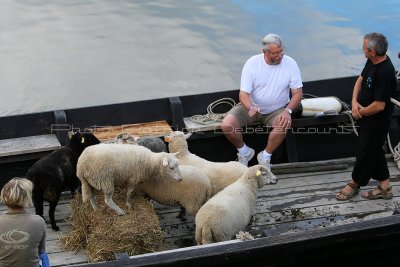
285 108 292 114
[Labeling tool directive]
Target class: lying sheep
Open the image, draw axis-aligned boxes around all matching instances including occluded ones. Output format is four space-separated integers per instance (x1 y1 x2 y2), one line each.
137 136 167 152
135 164 211 218
114 133 167 152
76 144 182 215
195 165 277 245
165 131 248 196
113 133 137 144
26 132 100 231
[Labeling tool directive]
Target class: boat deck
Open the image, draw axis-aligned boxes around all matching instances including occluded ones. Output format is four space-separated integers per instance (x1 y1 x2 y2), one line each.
1 157 400 266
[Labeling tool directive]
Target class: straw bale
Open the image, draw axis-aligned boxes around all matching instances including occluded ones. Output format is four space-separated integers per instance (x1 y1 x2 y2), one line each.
59 188 165 262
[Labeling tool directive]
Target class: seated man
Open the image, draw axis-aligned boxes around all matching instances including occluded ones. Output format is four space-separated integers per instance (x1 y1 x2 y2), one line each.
221 33 303 179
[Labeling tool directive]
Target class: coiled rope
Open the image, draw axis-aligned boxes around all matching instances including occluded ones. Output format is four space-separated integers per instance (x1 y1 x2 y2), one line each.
190 98 237 125
340 111 359 136
337 99 359 136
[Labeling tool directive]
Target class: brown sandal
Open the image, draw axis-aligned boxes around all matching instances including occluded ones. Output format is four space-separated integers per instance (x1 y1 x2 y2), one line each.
362 185 393 200
336 182 359 201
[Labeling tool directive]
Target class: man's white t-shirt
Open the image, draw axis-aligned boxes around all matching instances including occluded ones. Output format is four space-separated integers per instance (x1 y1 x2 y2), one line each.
240 54 303 114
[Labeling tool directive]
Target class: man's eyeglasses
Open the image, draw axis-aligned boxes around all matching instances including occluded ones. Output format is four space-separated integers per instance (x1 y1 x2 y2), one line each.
362 46 374 52
266 48 285 56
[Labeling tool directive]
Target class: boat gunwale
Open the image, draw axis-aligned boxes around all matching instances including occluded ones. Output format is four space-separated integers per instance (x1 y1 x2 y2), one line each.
71 214 400 267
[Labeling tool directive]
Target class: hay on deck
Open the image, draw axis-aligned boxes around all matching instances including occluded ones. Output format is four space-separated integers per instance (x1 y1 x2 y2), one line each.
59 189 166 262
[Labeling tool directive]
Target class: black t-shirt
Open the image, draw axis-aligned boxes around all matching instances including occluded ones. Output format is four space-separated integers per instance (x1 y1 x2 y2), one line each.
358 56 397 130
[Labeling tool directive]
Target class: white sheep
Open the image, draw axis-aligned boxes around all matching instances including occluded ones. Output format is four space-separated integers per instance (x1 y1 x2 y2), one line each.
76 144 182 215
135 164 211 218
195 165 276 245
165 131 250 196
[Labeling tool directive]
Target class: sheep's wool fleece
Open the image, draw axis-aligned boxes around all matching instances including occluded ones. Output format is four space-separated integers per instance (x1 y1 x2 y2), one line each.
195 166 266 244
166 131 248 195
78 144 168 187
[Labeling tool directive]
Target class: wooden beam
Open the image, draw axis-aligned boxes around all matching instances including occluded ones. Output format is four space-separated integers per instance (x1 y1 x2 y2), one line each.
89 120 173 142
0 134 61 158
70 215 400 267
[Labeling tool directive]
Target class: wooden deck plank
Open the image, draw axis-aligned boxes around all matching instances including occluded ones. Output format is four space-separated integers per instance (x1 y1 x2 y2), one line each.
89 120 173 142
0 134 61 157
2 160 400 266
155 180 400 221
183 112 356 133
184 107 400 133
48 250 89 267
156 195 400 246
154 168 400 245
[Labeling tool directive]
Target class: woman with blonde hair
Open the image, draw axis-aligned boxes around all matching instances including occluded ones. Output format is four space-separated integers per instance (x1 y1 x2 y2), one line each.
0 177 47 267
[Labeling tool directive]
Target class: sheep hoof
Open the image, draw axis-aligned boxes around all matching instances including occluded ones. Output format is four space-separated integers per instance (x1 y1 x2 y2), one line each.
235 230 254 241
117 210 127 216
178 216 187 222
176 210 187 222
90 202 100 211
52 225 60 231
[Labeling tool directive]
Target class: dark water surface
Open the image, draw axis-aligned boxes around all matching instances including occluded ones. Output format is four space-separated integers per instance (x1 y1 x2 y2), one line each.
0 0 399 116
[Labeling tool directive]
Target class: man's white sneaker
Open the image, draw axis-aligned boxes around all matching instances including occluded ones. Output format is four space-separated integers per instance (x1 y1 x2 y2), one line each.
257 152 272 170
237 148 255 166
257 152 278 182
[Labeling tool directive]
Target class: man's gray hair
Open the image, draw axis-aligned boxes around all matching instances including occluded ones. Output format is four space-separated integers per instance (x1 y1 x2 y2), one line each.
364 32 388 56
262 33 283 51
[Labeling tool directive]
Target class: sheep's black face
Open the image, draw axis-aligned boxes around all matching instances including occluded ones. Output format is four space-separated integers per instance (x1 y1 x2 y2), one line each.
68 132 100 153
69 131 82 143
80 132 101 147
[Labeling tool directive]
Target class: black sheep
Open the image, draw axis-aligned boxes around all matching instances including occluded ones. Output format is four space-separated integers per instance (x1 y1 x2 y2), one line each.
26 132 100 231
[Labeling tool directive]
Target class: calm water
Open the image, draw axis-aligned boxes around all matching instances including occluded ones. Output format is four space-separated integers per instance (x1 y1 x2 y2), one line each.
0 0 399 116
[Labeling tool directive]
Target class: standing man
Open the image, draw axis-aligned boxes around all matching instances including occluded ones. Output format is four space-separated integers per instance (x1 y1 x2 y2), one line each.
336 32 397 201
221 33 303 179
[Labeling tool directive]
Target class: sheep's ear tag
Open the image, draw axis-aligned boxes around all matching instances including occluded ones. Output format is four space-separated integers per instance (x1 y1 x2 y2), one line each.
162 157 168 166
164 136 171 143
81 137 85 144
256 170 262 177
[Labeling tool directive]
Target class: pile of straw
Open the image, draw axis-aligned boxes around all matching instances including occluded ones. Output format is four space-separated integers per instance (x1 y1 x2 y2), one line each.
59 189 165 262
